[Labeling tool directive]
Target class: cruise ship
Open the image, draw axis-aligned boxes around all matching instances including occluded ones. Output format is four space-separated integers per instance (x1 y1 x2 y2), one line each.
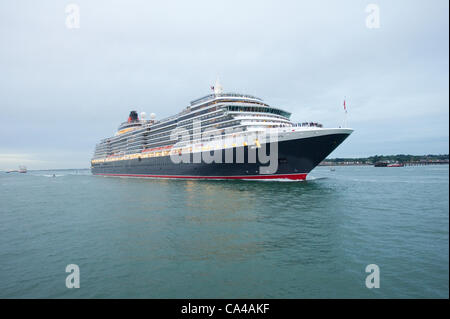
91 82 353 180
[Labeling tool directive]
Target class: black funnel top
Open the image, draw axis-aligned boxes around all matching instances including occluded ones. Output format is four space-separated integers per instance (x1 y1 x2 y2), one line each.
128 111 138 122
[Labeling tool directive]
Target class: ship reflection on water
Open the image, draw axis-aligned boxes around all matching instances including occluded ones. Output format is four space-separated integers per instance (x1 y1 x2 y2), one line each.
112 177 343 266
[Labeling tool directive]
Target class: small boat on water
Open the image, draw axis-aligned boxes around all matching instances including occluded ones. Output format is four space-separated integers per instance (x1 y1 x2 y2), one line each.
387 163 404 167
5 166 27 173
374 162 404 167
374 162 388 167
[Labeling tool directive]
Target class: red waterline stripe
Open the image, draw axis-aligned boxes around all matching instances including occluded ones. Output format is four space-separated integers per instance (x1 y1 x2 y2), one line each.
94 173 307 180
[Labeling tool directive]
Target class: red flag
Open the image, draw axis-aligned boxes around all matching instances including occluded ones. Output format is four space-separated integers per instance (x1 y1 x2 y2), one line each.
343 99 347 113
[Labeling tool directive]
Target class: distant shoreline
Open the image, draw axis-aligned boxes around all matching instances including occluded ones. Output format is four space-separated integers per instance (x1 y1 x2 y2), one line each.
1 168 90 172
320 154 449 166
319 163 449 166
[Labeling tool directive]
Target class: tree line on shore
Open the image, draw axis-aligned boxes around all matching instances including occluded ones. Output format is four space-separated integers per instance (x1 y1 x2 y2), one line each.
326 154 449 164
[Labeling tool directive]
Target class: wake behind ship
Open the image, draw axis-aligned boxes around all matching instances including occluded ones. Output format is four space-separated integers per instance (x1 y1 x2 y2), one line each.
91 82 353 180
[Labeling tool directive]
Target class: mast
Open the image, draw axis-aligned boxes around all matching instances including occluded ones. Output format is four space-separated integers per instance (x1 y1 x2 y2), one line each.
213 78 223 95
343 97 348 128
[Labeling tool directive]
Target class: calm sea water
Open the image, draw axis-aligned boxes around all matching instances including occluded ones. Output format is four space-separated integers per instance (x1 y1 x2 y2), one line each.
0 165 448 298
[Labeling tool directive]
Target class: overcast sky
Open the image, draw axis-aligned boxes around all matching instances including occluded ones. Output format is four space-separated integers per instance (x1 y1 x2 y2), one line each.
0 0 448 169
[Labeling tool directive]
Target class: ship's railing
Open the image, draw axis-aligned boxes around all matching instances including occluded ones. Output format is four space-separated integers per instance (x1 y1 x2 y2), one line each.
150 114 178 126
294 122 323 128
190 93 262 106
117 121 143 130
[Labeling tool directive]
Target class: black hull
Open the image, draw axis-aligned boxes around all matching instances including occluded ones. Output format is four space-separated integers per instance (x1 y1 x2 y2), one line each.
91 133 350 180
